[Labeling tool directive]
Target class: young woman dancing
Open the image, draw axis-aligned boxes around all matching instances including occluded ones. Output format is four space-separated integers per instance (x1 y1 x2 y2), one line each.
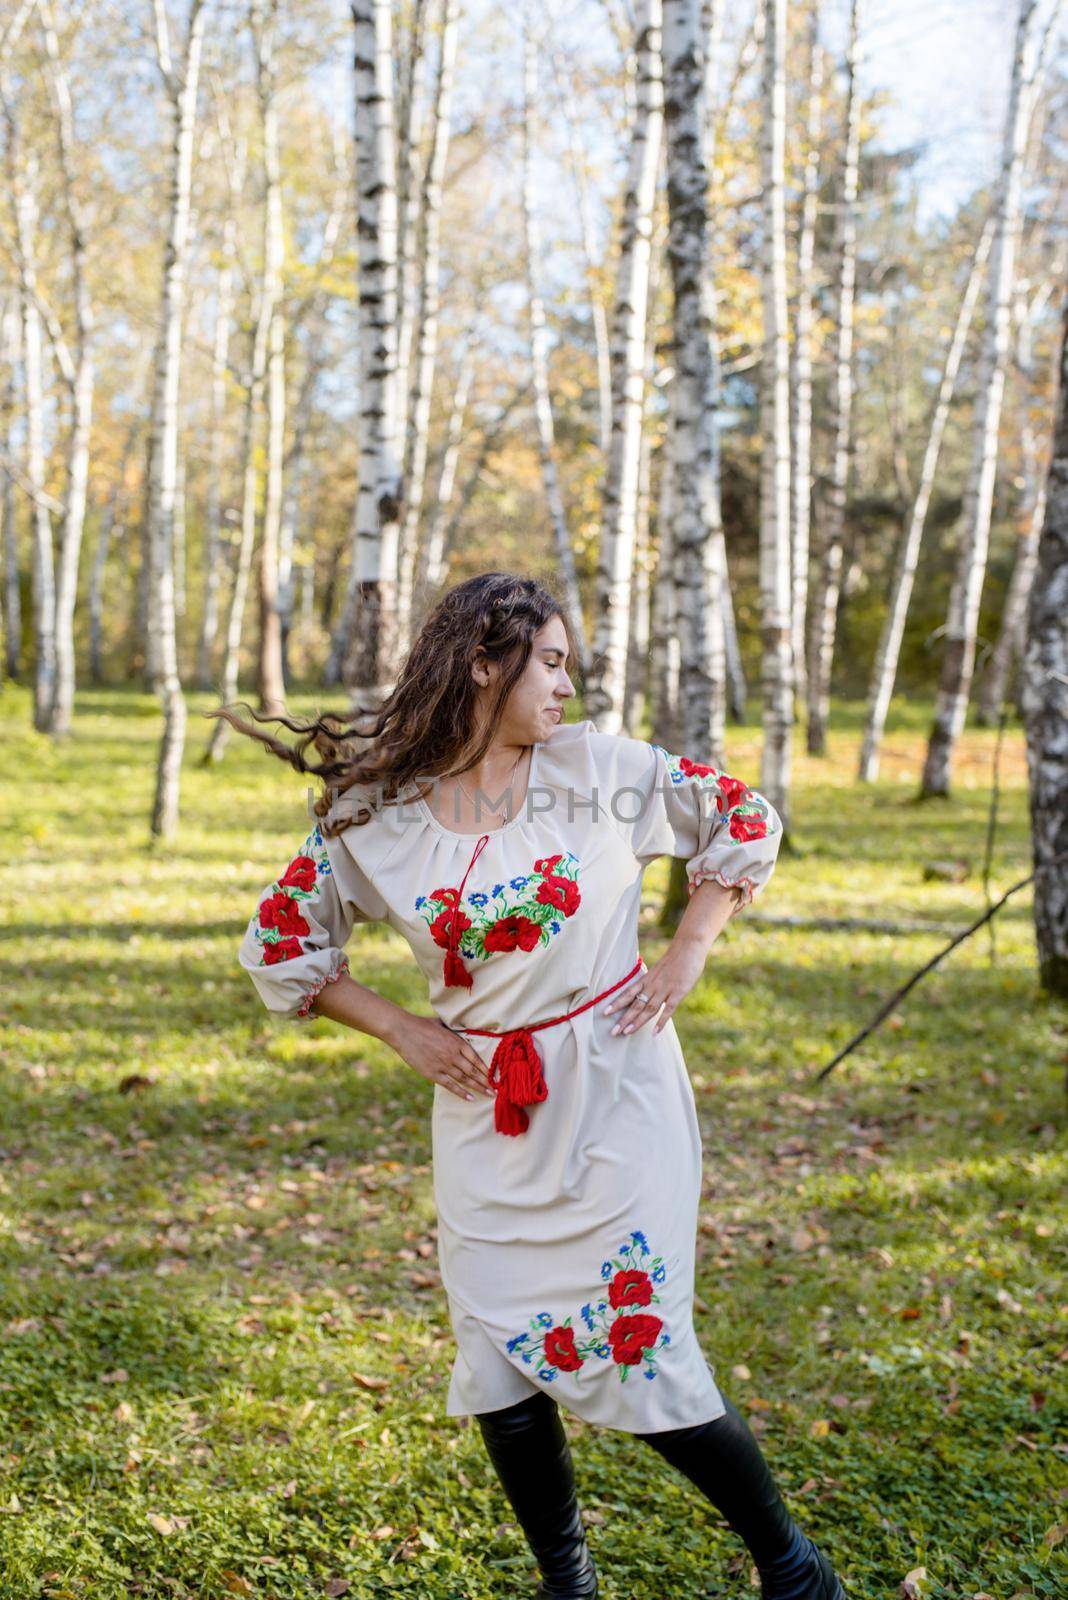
227 571 847 1598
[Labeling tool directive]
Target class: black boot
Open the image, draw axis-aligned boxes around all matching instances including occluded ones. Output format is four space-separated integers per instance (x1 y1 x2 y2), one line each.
476 1389 599 1599
636 1395 846 1599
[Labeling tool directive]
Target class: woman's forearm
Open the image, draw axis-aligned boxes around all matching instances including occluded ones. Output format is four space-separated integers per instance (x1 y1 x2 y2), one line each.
672 877 745 958
304 972 410 1049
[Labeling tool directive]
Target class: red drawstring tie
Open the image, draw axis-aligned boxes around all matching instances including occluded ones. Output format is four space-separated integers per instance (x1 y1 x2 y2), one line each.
441 833 491 989
458 954 644 1136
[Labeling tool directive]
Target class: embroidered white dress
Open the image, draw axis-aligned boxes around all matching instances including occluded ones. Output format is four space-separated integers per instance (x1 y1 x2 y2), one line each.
238 719 782 1433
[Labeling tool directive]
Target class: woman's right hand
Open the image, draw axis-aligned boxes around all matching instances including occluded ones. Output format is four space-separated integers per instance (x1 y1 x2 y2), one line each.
390 1013 495 1102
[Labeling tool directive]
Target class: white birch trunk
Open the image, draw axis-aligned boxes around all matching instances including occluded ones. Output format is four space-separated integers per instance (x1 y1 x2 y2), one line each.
148 0 205 836
0 294 20 679
396 0 458 655
663 0 726 763
253 0 286 716
195 118 244 689
394 0 430 450
758 0 793 823
330 0 402 697
39 0 94 735
521 21 588 670
857 217 995 781
421 345 472 596
650 388 681 744
0 296 19 681
586 0 663 732
7 129 55 730
806 0 861 757
921 0 1049 796
549 46 613 458
204 282 273 764
978 286 1060 724
790 0 822 706
1021 288 1068 995
623 223 667 737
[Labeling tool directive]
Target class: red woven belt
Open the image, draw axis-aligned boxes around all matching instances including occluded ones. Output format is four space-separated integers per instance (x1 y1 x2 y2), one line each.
456 954 644 1137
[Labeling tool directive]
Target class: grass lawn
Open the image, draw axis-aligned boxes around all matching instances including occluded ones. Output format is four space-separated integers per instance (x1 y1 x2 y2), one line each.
0 684 1064 1600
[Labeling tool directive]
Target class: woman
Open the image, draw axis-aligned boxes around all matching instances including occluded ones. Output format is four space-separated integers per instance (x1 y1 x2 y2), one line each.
226 572 846 1599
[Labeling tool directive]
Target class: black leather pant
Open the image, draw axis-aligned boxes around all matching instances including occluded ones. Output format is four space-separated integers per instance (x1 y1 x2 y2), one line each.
476 1388 805 1598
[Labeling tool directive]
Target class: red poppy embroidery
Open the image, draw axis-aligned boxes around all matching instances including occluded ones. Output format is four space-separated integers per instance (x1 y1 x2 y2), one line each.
652 745 776 847
507 1230 669 1386
415 851 581 987
251 826 335 966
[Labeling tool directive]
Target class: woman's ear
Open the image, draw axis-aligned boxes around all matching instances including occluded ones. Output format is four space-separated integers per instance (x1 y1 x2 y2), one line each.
470 647 492 688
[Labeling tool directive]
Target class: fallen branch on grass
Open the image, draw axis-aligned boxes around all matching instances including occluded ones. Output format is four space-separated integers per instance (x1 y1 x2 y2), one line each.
811 857 1068 1082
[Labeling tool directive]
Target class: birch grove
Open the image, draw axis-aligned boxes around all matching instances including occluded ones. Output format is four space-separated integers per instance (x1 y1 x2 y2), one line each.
0 0 1062 1010
857 217 996 782
920 0 1049 797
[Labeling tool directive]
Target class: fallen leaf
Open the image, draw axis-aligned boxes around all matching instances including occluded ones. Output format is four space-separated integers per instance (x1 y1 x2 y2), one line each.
221 1575 253 1596
99 1369 128 1385
324 1581 350 1597
901 1568 928 1599
1043 1523 1067 1548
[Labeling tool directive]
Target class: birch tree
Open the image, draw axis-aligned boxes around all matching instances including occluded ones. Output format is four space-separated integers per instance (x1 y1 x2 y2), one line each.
396 0 459 655
4 100 55 730
195 100 245 690
420 342 472 597
252 0 286 716
549 44 612 458
330 0 402 697
204 145 280 763
37 0 94 735
1021 284 1068 996
147 0 206 837
921 0 1053 796
663 0 726 763
857 217 995 781
790 0 822 705
758 0 793 823
0 298 19 681
520 18 588 672
807 0 861 757
586 0 663 732
978 279 1060 723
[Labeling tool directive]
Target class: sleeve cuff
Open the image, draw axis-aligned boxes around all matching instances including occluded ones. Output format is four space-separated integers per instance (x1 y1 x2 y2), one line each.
294 952 351 1020
686 869 756 911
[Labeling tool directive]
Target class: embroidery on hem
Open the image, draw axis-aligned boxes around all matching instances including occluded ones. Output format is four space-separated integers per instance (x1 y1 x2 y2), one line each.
294 952 351 1019
506 1230 670 1385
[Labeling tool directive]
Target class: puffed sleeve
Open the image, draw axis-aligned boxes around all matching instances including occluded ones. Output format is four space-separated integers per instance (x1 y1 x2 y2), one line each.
626 740 783 913
237 819 388 1021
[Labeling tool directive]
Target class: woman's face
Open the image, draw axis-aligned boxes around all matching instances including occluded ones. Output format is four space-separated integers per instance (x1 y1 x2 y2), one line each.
479 614 576 746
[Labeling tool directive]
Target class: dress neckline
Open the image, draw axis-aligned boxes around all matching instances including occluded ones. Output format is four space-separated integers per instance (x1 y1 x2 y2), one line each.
415 739 542 839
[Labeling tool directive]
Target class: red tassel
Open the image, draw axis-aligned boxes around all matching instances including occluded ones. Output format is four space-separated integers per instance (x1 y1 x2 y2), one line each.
488 1028 548 1136
442 948 472 987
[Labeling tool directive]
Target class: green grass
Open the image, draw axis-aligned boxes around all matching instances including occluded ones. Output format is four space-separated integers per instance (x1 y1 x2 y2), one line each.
0 684 1064 1600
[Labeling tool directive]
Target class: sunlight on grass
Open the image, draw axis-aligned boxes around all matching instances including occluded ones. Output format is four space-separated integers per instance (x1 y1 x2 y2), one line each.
0 685 1064 1599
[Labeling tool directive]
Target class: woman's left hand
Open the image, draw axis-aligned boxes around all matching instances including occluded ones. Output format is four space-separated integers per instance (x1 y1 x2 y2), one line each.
601 939 708 1038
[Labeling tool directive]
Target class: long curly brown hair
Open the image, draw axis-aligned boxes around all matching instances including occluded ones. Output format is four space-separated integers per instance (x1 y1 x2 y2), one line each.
208 571 579 835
